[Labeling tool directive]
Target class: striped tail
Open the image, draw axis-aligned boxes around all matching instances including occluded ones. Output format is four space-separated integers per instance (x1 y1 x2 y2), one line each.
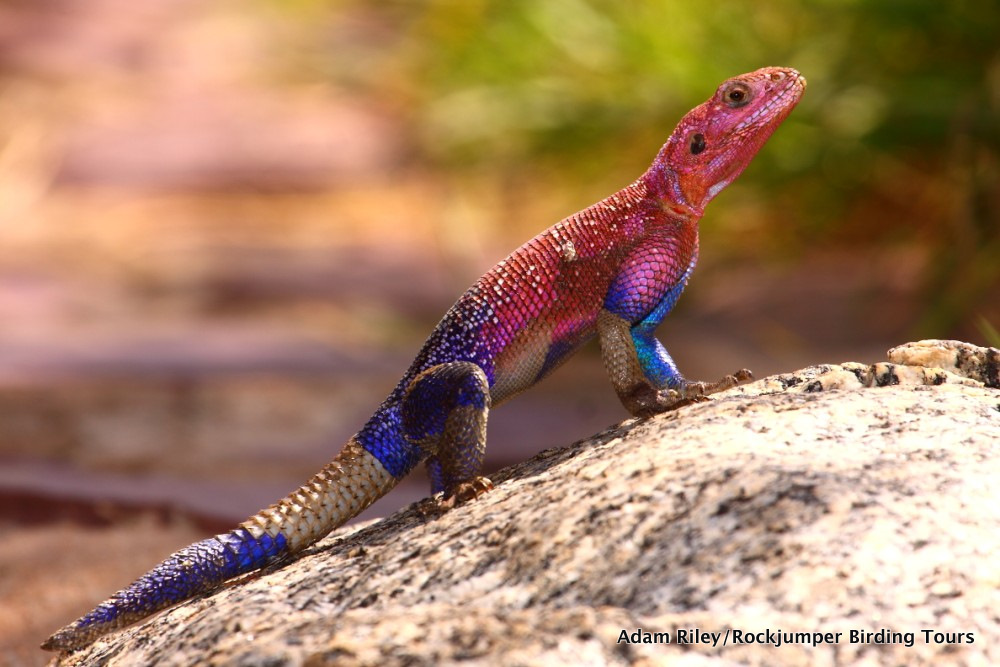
42 438 397 651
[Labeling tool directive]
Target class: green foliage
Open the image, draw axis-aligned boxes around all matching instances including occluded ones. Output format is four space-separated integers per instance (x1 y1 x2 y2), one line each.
261 1 997 191
978 317 1000 348
259 0 999 337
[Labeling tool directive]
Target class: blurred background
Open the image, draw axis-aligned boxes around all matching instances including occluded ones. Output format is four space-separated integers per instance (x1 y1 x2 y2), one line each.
1 0 997 662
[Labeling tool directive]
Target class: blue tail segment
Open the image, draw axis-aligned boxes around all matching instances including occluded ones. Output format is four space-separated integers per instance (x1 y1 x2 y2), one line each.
218 529 288 573
70 528 287 635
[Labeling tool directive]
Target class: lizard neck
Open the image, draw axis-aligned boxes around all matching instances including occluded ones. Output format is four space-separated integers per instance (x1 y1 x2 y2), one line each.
641 158 704 222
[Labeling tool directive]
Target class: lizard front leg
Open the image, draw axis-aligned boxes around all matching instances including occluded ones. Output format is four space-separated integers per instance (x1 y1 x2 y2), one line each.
400 361 494 504
598 308 751 417
598 238 751 417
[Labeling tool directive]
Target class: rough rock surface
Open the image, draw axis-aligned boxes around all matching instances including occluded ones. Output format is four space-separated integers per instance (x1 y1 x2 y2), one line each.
48 340 1000 666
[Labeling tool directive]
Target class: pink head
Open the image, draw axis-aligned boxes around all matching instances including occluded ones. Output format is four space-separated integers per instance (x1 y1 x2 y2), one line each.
651 67 806 213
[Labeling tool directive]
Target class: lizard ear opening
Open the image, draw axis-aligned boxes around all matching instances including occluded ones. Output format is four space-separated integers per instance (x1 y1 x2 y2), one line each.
689 133 706 155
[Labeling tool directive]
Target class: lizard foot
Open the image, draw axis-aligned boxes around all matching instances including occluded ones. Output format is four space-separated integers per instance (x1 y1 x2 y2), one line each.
415 496 447 517
440 476 494 508
672 368 753 405
633 368 754 416
703 368 754 393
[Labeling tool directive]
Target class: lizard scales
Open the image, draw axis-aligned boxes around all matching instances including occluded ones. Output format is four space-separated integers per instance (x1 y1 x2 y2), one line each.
43 66 805 651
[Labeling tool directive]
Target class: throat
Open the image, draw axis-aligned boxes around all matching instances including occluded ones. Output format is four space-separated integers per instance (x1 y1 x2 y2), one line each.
658 197 701 221
643 164 703 220
706 176 735 202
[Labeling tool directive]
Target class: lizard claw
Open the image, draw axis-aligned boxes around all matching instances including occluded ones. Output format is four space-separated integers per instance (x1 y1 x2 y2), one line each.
415 496 447 517
691 368 754 394
732 368 754 384
440 476 494 508
653 386 704 412
650 368 755 413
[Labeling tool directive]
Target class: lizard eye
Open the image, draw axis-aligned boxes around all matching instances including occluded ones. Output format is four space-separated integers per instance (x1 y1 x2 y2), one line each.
723 82 752 108
690 133 706 155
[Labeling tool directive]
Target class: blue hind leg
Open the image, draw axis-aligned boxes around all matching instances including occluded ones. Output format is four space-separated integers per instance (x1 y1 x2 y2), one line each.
401 361 494 501
425 457 447 496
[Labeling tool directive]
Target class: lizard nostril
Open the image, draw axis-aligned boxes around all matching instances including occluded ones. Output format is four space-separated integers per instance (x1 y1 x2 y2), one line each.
769 71 786 82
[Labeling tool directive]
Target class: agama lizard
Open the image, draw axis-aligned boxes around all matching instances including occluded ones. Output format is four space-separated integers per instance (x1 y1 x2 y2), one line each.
43 66 805 651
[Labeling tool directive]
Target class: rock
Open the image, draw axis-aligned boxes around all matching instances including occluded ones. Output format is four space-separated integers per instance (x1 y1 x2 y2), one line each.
48 340 1000 666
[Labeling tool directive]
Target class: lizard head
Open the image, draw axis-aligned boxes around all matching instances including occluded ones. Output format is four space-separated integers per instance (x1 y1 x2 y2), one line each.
653 66 806 213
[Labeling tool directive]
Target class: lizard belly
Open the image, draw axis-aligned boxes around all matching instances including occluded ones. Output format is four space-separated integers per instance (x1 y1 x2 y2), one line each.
490 321 594 406
489 312 597 405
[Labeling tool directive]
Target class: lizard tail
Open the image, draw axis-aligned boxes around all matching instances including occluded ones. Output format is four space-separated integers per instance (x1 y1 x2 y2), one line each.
42 438 396 651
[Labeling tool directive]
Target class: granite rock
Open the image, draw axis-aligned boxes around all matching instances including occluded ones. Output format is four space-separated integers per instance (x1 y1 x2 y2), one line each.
49 340 1000 666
